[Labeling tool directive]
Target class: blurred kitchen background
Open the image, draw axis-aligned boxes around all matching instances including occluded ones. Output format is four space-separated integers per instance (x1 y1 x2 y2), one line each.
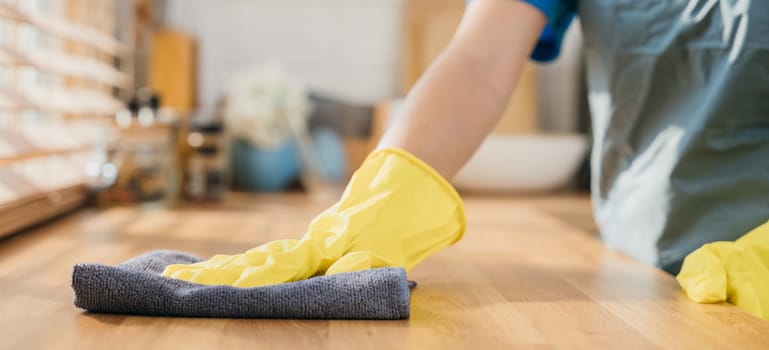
0 0 591 239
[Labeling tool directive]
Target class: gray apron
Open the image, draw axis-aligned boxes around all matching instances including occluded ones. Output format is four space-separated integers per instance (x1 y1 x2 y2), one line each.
579 0 769 273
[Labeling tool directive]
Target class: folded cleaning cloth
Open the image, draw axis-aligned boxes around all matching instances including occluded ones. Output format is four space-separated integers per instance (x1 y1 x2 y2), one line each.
71 250 412 320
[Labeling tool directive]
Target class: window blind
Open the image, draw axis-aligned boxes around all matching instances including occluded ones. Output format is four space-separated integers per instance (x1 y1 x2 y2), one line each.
0 0 129 238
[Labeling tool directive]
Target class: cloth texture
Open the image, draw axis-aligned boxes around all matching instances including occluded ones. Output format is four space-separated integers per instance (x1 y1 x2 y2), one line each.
580 0 769 274
465 0 769 275
71 250 412 320
519 0 577 62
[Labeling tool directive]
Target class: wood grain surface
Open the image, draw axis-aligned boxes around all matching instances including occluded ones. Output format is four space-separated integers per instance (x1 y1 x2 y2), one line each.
1 193 767 350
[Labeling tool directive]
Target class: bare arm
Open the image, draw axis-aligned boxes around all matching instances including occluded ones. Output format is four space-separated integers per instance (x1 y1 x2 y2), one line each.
377 0 546 178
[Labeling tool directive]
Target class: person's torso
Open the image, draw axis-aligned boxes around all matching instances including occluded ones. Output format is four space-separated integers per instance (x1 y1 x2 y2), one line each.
579 0 769 273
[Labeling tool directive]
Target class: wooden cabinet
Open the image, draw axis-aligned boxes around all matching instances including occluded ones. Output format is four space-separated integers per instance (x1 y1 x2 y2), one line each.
402 0 539 134
150 29 197 114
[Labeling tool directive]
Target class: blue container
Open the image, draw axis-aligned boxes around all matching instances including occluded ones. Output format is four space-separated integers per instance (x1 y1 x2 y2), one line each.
311 128 346 183
230 128 347 192
230 138 300 192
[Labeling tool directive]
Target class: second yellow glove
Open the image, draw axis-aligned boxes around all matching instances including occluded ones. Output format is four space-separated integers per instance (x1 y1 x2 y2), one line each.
162 148 466 287
677 220 769 320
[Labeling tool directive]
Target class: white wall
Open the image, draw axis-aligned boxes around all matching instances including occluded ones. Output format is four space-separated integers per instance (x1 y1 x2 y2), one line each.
164 0 585 132
164 0 405 107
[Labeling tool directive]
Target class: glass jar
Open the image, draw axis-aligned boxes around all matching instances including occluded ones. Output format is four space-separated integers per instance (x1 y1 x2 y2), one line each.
185 110 227 201
98 103 181 206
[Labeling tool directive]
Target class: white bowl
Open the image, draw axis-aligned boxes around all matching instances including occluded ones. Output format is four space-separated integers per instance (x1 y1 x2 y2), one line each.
452 134 589 193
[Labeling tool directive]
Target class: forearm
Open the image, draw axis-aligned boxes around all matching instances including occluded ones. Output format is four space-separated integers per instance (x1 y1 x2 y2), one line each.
377 0 545 179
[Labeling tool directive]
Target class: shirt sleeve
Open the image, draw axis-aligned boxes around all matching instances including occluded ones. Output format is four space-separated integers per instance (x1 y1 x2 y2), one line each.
467 0 577 62
524 0 577 62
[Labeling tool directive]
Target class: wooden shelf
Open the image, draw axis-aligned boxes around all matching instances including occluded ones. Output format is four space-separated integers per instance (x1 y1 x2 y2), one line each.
0 183 87 239
0 146 91 166
0 45 130 87
0 86 123 115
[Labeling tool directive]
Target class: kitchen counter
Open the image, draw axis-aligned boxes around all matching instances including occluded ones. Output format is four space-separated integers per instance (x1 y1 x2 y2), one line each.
1 193 768 349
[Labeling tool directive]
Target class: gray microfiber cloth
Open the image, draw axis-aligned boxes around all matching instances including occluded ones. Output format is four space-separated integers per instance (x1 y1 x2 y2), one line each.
71 250 412 320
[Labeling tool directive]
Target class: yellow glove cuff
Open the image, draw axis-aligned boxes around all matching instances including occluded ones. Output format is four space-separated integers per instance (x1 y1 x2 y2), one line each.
366 148 466 245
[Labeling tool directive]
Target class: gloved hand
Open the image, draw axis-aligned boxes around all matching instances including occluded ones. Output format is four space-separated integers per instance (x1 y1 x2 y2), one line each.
676 220 769 320
161 148 465 287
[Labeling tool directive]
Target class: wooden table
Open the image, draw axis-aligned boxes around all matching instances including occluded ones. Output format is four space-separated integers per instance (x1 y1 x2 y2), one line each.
1 193 768 349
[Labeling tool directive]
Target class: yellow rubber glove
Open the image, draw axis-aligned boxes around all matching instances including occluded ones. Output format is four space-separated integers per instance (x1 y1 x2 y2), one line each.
161 148 465 287
677 220 769 320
